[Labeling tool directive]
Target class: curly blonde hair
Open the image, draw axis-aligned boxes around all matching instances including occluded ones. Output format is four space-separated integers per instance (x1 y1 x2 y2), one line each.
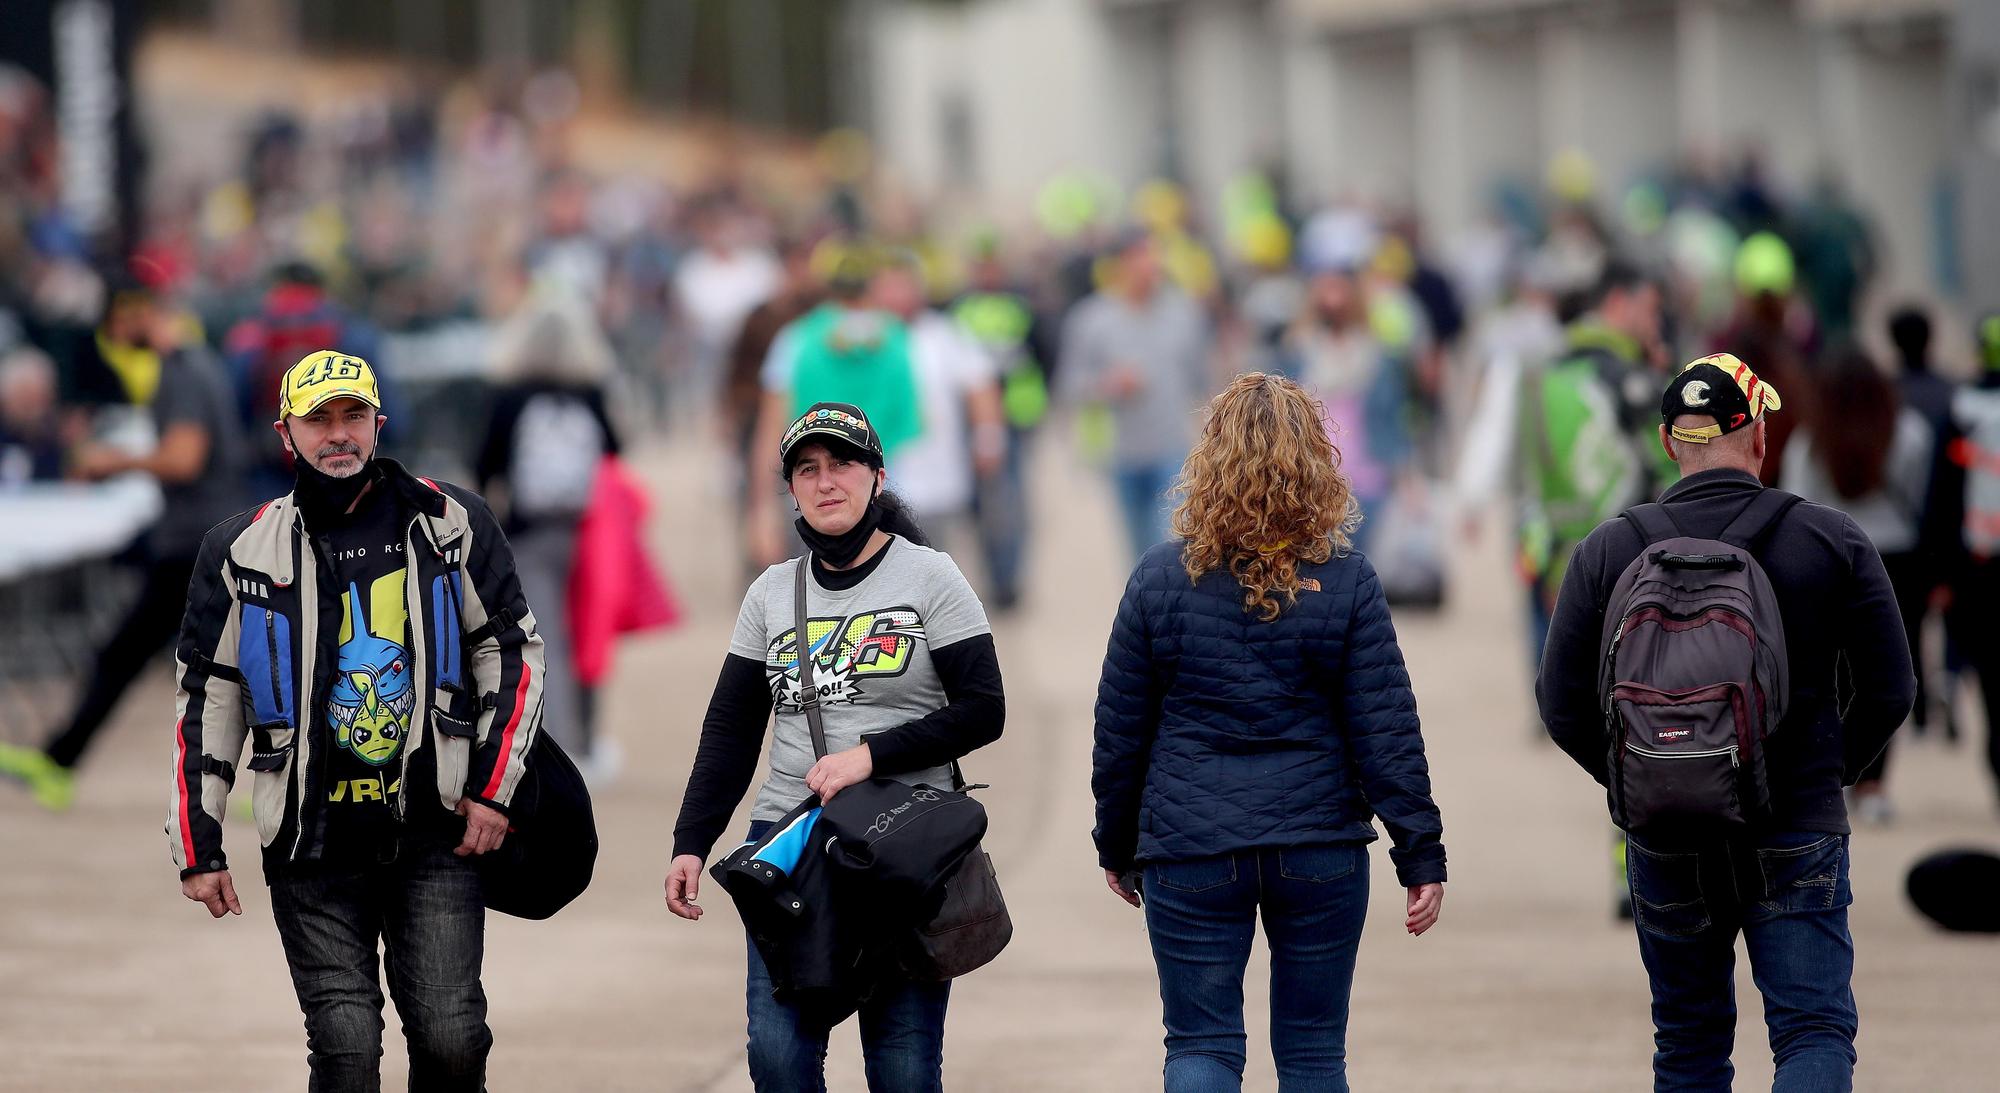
1171 372 1360 621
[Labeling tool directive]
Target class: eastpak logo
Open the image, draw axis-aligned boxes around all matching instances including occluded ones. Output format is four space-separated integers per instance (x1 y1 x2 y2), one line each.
1656 728 1693 744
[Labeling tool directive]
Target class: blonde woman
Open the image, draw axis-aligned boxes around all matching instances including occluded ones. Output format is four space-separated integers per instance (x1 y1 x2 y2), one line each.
1090 372 1447 1092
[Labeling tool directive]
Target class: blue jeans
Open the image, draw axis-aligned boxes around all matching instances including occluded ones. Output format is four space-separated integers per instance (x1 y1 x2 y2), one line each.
1627 831 1858 1092
741 821 951 1092
1112 461 1180 561
268 838 490 1093
1143 845 1371 1092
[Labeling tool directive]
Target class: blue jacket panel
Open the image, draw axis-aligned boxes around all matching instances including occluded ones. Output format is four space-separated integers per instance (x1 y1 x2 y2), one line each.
1091 541 1447 888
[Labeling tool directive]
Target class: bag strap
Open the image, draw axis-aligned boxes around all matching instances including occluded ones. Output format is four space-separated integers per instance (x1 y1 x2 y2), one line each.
794 557 830 760
1620 502 1681 545
1718 489 1803 552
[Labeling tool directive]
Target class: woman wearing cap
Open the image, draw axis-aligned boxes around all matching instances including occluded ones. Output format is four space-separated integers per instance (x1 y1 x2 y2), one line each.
1091 373 1446 1092
665 402 1005 1091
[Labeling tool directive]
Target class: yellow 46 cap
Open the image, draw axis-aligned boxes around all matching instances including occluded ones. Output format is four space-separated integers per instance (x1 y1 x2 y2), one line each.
279 351 381 419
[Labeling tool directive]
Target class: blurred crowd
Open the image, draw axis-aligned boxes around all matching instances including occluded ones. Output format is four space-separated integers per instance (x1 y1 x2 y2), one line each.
2 55 1997 818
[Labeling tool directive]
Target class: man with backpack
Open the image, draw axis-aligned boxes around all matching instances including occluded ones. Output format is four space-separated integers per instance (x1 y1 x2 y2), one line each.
1537 353 1913 1091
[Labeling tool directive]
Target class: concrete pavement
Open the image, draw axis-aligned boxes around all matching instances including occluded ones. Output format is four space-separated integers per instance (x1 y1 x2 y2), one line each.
3 433 1997 1091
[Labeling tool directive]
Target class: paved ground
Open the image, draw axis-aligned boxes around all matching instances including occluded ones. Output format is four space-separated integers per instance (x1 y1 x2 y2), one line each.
4 433 1998 1091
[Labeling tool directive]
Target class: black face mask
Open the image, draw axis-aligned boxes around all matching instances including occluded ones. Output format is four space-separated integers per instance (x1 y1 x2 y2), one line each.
795 488 884 568
291 438 380 529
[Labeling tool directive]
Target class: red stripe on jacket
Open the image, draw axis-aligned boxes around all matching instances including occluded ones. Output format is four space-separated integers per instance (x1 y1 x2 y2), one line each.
174 717 197 866
480 663 533 800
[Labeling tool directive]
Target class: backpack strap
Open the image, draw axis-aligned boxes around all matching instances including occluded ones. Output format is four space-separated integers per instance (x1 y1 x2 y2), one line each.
1718 489 1803 552
1620 503 1681 545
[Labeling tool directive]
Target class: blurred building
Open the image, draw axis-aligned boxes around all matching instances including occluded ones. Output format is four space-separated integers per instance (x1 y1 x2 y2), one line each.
873 0 1982 310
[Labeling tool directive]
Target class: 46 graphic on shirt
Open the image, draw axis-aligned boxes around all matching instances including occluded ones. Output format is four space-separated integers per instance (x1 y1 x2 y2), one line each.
765 607 926 711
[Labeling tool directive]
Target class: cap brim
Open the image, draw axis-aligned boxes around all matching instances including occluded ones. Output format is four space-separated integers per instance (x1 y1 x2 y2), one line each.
287 388 382 417
781 426 872 461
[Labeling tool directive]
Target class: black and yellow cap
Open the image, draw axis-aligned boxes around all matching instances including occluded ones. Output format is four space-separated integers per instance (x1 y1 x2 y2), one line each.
1661 352 1782 445
278 350 381 419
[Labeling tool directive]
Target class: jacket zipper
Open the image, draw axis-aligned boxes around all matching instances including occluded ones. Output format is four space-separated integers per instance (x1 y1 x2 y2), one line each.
288 518 321 863
263 608 284 722
396 512 432 822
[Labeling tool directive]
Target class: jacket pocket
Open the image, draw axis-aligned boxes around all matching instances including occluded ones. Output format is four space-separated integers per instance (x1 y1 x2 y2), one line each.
249 727 295 848
246 723 294 772
431 707 475 801
236 605 295 732
1278 844 1362 883
1150 855 1238 894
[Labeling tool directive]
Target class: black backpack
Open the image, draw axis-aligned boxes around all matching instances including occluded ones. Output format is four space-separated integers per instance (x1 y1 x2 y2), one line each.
1596 490 1799 832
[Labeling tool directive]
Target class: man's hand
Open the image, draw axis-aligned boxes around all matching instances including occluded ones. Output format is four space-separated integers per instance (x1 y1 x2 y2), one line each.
804 744 874 803
182 870 242 918
455 797 509 857
665 854 705 921
1406 882 1444 937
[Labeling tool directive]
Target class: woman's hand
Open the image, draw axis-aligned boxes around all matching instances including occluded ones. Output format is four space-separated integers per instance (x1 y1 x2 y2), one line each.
1405 882 1444 936
665 854 705 921
805 744 874 803
1105 868 1141 908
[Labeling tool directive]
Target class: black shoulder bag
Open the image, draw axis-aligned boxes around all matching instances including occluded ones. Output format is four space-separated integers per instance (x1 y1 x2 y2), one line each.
793 556 1012 980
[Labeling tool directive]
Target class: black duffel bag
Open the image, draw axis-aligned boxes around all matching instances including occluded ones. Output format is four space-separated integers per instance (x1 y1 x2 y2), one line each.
477 729 598 920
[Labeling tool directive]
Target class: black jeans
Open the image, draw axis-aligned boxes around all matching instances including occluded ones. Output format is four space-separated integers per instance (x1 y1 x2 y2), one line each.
269 837 490 1092
43 552 194 768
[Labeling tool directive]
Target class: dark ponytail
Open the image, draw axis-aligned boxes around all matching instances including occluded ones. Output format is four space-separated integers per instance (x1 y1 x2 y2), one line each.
875 489 931 547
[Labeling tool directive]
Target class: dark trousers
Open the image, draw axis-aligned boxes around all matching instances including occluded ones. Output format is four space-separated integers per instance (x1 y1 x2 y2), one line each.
1626 831 1857 1092
44 553 195 769
269 839 491 1093
973 427 1033 606
1142 844 1371 1093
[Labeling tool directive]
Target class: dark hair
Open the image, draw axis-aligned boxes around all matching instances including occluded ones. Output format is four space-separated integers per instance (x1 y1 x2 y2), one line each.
1811 346 1899 501
1888 306 1931 372
874 489 931 547
1587 259 1649 313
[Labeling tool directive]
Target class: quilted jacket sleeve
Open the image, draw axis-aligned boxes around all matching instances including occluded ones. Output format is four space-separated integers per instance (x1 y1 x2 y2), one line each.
1091 565 1162 872
1339 558 1447 887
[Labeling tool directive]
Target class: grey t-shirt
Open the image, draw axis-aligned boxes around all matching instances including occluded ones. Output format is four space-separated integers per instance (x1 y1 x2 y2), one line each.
150 348 248 558
1057 286 1213 467
730 537 991 823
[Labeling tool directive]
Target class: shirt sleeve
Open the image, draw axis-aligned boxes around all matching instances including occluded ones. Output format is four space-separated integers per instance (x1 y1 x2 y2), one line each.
863 633 1004 777
1537 532 1614 785
919 552 990 648
671 653 774 860
728 568 776 661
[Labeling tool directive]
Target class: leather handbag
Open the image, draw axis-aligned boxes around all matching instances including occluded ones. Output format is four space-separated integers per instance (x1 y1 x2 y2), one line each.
792 557 1011 979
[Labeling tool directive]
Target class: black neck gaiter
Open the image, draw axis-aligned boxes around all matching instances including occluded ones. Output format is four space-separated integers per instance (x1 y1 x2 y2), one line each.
796 494 884 569
294 455 381 530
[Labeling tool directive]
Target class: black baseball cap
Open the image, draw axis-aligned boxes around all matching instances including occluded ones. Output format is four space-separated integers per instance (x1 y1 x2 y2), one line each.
779 402 883 472
1660 352 1783 445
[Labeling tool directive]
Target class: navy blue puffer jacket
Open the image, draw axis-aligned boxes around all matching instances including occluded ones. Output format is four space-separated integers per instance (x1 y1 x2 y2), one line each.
1091 540 1447 888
